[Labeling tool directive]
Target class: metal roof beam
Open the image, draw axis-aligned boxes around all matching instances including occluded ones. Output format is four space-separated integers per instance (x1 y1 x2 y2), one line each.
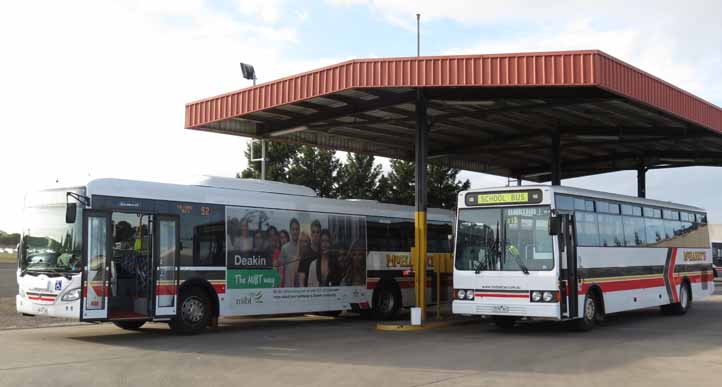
259 91 416 134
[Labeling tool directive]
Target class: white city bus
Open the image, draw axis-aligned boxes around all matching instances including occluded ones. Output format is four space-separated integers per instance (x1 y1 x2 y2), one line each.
17 177 452 333
452 185 714 330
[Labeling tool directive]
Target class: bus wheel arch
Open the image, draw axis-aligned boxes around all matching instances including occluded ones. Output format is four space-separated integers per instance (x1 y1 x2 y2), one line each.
171 279 218 334
661 278 692 315
372 278 402 320
178 278 219 319
586 284 606 321
573 289 601 331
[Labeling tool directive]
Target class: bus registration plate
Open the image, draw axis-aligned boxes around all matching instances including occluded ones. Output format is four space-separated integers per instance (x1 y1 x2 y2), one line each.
493 305 510 313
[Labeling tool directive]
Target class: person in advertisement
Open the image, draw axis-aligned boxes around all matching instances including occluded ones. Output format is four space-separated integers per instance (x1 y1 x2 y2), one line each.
280 218 301 287
227 208 366 290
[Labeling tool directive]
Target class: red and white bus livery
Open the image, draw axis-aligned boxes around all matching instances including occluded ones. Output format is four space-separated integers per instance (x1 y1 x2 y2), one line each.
453 185 713 330
17 177 452 333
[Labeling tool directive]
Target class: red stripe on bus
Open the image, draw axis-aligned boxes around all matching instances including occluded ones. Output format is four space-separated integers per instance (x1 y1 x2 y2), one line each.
474 293 528 299
212 283 226 294
28 296 56 302
668 248 679 303
155 285 177 295
584 277 666 293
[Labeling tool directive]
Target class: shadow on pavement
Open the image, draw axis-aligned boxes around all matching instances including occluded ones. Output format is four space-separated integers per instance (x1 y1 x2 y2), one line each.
64 294 722 375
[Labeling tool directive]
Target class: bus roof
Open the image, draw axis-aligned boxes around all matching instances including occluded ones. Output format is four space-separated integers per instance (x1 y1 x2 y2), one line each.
85 177 453 221
460 185 706 213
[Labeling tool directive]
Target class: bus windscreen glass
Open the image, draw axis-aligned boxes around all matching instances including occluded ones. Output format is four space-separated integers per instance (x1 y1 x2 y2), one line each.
21 190 84 273
455 206 553 272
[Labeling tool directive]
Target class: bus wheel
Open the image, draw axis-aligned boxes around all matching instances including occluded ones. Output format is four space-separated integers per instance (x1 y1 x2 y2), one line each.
113 321 146 331
372 283 401 320
661 282 692 316
171 287 210 334
492 316 518 330
573 292 598 331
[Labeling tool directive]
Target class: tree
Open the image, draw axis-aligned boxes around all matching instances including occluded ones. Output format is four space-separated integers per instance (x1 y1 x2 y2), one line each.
374 174 393 202
238 141 301 182
382 160 416 205
427 164 471 209
0 232 20 247
287 146 340 197
377 160 470 209
336 153 382 199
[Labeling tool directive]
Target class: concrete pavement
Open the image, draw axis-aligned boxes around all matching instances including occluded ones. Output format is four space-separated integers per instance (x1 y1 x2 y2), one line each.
2 292 722 387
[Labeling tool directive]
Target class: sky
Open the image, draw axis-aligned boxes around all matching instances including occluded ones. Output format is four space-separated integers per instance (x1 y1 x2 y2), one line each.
1 0 721 233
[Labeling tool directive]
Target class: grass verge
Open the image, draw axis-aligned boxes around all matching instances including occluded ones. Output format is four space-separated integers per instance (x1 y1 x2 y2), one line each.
0 252 16 263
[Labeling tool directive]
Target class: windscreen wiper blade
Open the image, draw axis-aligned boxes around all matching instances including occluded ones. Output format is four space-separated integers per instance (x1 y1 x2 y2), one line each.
474 252 488 274
515 256 530 275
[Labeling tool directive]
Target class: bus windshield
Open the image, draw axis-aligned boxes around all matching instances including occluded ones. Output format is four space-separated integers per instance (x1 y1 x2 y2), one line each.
21 192 83 274
455 206 553 272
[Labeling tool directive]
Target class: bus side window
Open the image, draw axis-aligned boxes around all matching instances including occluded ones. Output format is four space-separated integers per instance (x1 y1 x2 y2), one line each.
622 215 646 246
366 220 388 251
575 212 600 247
597 214 624 247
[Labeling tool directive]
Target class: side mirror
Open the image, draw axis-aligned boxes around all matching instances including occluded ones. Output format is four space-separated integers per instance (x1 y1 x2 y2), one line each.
549 215 562 236
66 203 77 224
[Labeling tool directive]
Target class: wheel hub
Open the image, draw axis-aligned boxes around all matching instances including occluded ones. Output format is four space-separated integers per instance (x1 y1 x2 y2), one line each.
585 298 595 320
181 297 204 323
680 286 688 308
377 292 394 313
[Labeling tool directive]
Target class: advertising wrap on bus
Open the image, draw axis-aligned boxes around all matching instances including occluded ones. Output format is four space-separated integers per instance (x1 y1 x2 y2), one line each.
224 206 368 315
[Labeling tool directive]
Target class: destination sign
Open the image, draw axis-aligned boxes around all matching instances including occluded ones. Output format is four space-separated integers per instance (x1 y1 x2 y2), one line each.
465 189 543 207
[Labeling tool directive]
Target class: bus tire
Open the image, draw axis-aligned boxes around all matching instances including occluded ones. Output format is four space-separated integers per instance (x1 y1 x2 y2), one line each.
372 282 401 321
170 287 211 334
573 291 598 331
662 281 692 316
492 316 518 330
113 321 146 331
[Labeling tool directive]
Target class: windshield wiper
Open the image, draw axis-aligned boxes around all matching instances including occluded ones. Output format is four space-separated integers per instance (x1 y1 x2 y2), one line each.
504 244 530 275
515 256 530 275
474 252 488 274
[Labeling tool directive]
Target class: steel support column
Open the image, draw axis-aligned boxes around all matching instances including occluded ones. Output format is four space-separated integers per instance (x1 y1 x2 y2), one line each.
551 130 561 186
414 88 428 319
637 165 647 198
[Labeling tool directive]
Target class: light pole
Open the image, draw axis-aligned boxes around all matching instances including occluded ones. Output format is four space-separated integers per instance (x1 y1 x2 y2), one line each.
240 62 265 180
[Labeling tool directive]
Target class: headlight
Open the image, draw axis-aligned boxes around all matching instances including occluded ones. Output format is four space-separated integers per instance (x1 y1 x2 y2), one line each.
465 290 474 300
19 289 26 297
531 291 542 302
61 288 81 302
457 289 466 300
542 291 554 302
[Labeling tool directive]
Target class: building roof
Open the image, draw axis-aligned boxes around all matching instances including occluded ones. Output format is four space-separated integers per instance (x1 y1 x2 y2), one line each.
185 50 722 182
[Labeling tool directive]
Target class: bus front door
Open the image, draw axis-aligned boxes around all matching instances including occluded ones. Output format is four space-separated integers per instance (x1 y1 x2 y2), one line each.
153 216 180 318
559 214 579 319
81 210 112 321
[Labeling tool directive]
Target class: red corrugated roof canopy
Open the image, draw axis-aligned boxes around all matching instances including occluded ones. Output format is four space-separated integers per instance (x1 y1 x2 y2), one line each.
185 50 722 182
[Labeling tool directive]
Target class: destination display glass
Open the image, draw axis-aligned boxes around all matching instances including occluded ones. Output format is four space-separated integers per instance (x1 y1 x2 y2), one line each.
465 189 544 207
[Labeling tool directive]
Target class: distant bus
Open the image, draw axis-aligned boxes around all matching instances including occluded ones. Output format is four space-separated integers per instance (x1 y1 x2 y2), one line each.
17 177 452 333
452 185 713 330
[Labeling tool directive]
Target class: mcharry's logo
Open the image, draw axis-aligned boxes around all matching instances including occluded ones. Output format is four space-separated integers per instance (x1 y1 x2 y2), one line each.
386 254 411 267
684 251 706 262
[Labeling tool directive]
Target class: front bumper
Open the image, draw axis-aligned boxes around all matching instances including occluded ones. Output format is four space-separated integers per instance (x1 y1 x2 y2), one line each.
453 300 561 320
16 295 81 319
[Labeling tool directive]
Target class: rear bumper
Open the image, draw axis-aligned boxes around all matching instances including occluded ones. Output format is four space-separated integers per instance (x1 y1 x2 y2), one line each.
453 300 561 319
16 295 80 319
